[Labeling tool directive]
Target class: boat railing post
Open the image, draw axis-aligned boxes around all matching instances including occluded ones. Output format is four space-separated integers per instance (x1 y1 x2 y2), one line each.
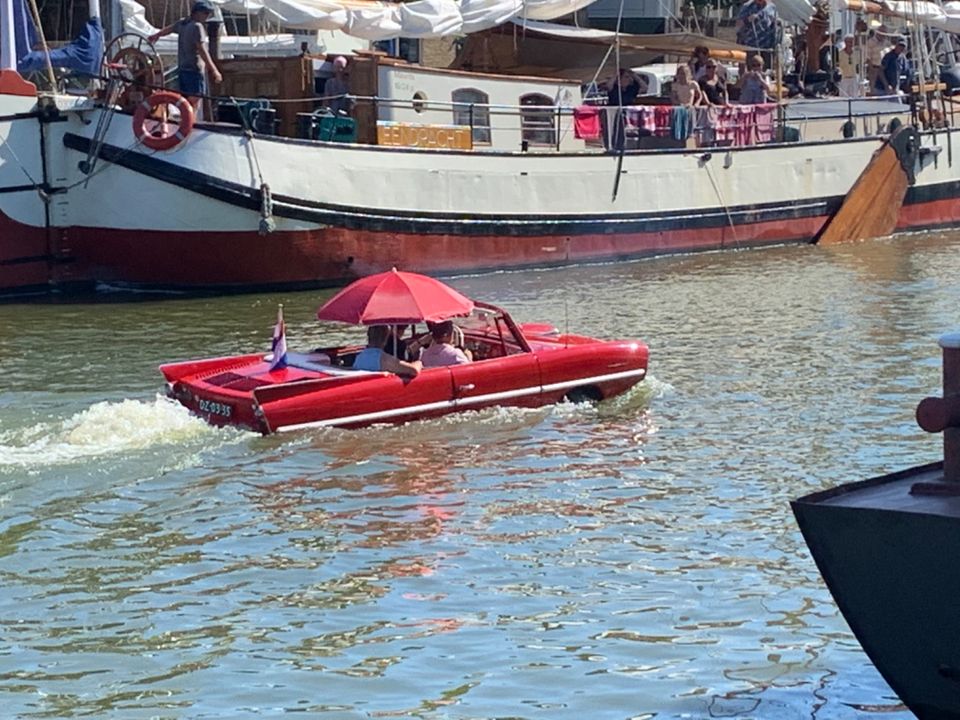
555 105 561 152
941 333 960 481
917 332 960 483
0 0 16 71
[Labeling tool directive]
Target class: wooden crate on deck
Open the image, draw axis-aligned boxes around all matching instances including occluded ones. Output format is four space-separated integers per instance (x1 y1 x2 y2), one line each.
217 55 315 137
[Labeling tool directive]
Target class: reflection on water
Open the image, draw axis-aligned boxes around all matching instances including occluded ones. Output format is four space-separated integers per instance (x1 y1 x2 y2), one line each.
1 232 958 718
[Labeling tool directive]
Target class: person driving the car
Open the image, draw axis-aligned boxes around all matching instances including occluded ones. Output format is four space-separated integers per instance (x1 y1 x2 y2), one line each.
420 320 472 367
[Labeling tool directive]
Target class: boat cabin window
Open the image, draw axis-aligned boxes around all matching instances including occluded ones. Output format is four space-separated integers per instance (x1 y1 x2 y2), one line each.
520 93 556 147
373 38 422 63
221 12 251 35
452 88 492 145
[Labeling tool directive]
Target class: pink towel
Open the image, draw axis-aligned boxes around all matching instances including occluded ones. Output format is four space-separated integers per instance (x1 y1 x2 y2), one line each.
753 103 776 144
716 105 757 146
738 106 756 146
622 107 656 134
573 106 601 140
653 106 672 137
695 106 717 145
715 107 738 145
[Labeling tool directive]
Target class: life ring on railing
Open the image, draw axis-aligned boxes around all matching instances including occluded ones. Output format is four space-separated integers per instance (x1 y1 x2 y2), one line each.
132 91 195 151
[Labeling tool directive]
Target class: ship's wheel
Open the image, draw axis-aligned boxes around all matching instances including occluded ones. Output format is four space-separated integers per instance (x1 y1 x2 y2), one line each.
102 33 164 111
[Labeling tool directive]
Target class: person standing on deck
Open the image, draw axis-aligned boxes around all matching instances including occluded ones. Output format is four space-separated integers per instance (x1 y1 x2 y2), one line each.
149 1 223 111
323 56 352 116
690 46 710 81
604 68 644 151
606 68 644 107
865 28 887 93
736 0 778 68
837 34 861 97
874 37 909 96
699 60 728 105
738 55 772 104
819 29 840 74
671 65 703 107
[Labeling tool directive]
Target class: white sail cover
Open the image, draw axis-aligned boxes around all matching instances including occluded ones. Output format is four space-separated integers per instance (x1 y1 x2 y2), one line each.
212 0 601 39
843 0 960 34
776 0 816 27
460 0 523 33
119 0 366 55
881 0 960 33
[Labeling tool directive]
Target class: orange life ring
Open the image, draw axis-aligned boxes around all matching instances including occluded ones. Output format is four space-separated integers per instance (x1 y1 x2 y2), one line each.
132 90 195 151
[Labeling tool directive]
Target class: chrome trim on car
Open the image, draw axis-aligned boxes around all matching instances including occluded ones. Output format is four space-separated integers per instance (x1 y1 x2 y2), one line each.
276 367 646 432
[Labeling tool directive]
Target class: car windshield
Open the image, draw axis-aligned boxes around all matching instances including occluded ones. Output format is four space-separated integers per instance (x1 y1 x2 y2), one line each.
456 307 499 334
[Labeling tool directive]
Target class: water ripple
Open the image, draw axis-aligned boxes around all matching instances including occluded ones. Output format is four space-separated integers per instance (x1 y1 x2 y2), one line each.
2 235 958 718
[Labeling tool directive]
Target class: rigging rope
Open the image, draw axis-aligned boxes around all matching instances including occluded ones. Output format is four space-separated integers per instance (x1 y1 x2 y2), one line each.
227 95 276 235
25 0 56 90
613 0 625 105
80 79 124 184
701 154 740 246
0 126 41 190
610 0 627 203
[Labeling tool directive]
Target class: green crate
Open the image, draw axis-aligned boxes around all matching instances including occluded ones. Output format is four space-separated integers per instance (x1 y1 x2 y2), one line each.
315 115 357 143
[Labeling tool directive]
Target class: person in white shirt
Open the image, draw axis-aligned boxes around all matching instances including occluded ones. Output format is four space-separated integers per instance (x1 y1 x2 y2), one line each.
837 34 861 97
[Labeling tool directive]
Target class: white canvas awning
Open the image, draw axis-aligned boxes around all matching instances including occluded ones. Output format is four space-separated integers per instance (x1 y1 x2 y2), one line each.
845 0 960 32
454 20 754 78
119 0 367 56
776 0 817 27
204 0 600 40
884 0 960 32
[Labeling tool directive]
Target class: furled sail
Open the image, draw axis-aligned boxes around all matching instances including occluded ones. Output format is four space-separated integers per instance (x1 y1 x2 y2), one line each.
775 0 816 27
119 0 366 56
844 0 960 32
883 0 960 32
460 0 522 34
211 0 601 39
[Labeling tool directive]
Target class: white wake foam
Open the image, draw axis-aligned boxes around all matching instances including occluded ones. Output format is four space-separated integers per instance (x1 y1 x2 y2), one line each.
0 396 219 467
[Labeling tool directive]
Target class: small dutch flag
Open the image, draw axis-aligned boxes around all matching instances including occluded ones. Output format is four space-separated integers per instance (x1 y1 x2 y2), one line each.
268 304 288 370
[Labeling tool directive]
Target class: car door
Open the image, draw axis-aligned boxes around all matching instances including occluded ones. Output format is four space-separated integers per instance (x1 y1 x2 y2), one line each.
449 352 542 413
273 366 456 429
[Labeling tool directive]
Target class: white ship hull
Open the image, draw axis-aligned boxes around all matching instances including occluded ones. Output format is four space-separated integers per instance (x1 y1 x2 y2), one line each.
1 87 956 295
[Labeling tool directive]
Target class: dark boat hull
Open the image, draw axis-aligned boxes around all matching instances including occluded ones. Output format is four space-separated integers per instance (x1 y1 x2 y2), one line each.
792 461 960 720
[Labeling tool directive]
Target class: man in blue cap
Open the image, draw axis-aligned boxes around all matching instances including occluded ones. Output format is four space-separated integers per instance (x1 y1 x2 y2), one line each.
874 37 910 96
149 1 223 109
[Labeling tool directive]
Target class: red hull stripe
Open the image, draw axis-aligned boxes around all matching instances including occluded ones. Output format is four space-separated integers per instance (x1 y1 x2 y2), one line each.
3 189 960 296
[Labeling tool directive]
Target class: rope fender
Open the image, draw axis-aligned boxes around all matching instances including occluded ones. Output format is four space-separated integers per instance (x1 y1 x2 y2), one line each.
259 182 276 235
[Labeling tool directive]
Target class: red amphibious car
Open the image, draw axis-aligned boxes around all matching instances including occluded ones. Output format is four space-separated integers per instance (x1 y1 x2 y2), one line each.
160 275 648 433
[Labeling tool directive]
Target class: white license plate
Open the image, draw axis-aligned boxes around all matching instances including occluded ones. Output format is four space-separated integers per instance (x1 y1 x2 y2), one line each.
198 398 233 418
